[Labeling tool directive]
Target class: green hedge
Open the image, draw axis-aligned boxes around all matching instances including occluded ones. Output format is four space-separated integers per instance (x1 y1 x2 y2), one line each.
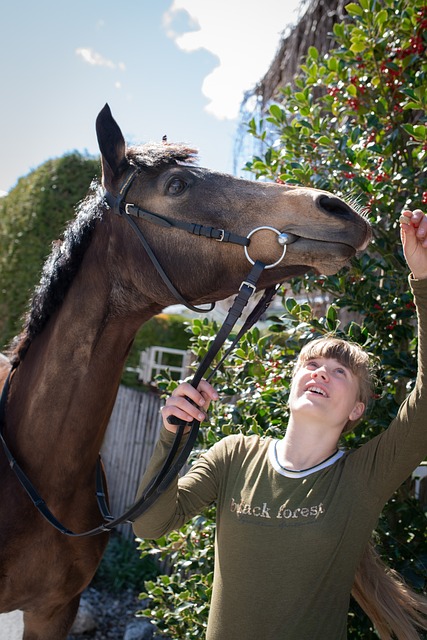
0 152 100 349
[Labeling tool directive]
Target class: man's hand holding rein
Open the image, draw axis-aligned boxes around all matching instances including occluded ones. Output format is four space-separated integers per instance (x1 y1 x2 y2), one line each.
161 380 219 433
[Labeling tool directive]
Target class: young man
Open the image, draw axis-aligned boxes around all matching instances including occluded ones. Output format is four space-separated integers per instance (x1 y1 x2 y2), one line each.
134 209 427 640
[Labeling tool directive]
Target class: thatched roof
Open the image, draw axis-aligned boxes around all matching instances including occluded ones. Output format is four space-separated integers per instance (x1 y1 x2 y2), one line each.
255 0 349 108
233 0 351 173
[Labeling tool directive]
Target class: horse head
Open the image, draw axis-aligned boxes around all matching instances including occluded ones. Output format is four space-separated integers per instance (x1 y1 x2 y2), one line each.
96 104 371 311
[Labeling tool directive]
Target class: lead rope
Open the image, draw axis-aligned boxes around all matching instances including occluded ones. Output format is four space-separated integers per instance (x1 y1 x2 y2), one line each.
0 261 277 536
0 169 293 536
122 261 269 523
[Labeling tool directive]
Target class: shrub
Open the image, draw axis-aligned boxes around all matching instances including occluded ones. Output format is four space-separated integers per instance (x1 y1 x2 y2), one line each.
0 153 100 349
138 1 427 638
91 532 159 594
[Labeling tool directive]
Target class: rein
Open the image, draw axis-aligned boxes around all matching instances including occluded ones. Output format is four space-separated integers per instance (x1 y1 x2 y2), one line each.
0 167 297 537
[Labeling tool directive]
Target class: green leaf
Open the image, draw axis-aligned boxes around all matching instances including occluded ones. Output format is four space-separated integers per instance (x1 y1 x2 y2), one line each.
269 104 284 121
326 305 339 330
402 124 416 137
252 161 267 171
308 46 319 60
317 135 332 146
333 22 345 39
375 9 388 26
403 102 423 111
350 126 361 143
413 125 426 141
285 298 298 312
346 3 364 15
294 92 308 103
264 149 273 166
350 41 367 53
400 88 417 99
327 57 338 71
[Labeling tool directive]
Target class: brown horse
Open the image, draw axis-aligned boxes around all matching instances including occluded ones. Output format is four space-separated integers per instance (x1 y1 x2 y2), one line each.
0 104 371 639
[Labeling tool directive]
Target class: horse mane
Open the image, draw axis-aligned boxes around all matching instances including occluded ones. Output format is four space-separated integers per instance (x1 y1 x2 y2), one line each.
8 144 199 365
126 142 198 169
8 181 104 364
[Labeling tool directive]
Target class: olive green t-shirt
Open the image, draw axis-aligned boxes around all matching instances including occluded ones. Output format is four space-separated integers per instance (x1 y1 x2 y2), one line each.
134 278 427 640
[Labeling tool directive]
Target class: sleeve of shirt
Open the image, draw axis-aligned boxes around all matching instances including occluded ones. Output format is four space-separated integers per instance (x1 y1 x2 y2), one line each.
132 426 230 539
350 276 427 504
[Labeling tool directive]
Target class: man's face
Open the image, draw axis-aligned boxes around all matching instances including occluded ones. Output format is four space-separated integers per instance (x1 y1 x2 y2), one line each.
289 356 365 431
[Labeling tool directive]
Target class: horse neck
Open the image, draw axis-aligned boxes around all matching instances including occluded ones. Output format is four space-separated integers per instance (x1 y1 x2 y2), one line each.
6 229 159 487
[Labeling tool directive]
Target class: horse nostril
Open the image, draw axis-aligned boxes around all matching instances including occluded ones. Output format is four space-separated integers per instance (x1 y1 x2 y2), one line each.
317 195 354 219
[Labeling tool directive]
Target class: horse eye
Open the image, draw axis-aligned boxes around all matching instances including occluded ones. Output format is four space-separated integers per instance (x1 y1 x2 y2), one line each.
167 177 187 196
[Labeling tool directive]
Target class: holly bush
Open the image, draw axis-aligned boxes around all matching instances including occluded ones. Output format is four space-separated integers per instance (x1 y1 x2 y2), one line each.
137 1 426 637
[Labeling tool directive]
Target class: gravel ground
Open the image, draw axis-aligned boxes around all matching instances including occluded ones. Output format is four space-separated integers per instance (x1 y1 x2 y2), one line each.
0 589 152 640
68 587 146 640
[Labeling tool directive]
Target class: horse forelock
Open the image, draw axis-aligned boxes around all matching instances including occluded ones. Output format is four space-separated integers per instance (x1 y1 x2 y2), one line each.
127 143 198 169
8 181 104 364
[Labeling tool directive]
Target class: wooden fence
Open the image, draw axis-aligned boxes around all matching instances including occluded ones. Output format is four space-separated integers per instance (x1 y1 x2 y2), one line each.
101 385 163 539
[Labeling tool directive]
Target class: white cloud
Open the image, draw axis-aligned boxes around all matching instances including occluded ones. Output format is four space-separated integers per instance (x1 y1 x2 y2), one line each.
163 0 301 120
75 47 126 71
0 190 7 197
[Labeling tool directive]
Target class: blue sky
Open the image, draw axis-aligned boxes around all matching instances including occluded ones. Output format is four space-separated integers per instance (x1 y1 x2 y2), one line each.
0 0 301 195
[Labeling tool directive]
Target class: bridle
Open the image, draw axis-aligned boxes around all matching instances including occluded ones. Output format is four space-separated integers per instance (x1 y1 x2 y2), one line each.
104 166 295 312
0 165 298 537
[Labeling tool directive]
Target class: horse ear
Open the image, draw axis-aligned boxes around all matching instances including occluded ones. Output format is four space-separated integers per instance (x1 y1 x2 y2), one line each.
96 104 127 189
